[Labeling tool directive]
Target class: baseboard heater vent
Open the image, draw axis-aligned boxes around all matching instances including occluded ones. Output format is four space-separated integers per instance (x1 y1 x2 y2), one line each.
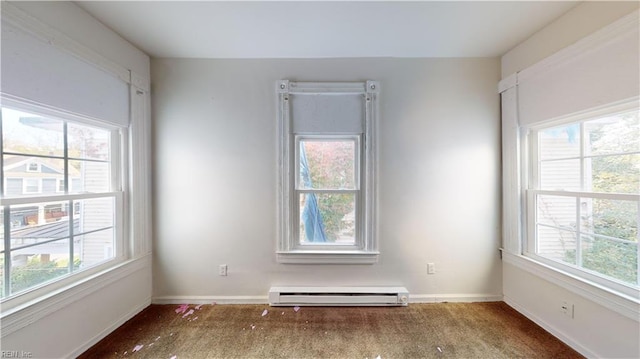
269 286 409 306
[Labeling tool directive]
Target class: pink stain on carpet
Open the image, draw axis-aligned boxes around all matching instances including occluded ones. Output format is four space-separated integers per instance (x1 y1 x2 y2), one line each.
175 304 189 314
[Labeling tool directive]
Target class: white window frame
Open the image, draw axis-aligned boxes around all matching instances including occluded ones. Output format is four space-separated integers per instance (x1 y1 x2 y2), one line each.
523 104 640 298
0 100 126 307
294 135 361 250
276 80 379 264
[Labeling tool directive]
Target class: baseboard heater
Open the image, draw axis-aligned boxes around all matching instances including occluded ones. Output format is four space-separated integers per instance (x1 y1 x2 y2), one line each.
269 286 409 306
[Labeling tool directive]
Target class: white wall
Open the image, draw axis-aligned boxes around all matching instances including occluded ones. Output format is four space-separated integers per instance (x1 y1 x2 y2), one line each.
151 57 502 302
500 3 640 358
7 1 149 78
504 260 639 358
501 1 640 78
0 2 152 357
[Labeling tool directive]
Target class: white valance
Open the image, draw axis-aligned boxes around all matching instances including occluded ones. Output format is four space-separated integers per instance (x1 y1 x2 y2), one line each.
500 10 639 128
1 22 129 127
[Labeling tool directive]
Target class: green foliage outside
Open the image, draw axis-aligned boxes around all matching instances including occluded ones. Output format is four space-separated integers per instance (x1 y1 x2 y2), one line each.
7 255 80 295
564 113 639 285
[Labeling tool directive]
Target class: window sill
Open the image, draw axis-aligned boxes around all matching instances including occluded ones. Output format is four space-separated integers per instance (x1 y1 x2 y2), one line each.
502 250 640 321
277 250 380 264
0 254 151 338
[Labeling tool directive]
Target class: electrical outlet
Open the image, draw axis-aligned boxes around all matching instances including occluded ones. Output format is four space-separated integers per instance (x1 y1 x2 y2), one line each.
427 263 436 274
561 301 574 318
219 264 228 276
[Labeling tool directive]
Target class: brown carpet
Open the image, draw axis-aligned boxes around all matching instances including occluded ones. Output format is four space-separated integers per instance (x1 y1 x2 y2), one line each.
79 302 583 359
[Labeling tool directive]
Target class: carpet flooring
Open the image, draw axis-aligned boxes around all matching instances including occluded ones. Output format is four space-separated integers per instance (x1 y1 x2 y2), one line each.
79 302 583 359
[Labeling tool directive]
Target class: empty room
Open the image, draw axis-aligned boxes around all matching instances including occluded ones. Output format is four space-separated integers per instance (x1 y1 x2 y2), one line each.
0 1 638 358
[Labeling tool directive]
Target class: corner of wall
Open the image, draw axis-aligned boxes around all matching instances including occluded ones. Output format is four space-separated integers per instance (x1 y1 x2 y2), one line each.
501 1 640 78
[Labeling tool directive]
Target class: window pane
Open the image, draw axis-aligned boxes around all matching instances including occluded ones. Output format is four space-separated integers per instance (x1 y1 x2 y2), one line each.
3 155 64 197
299 193 356 244
24 178 39 194
539 124 581 160
582 235 637 285
0 208 4 252
299 140 355 190
75 197 114 234
75 228 114 269
537 195 576 230
10 202 73 249
587 154 640 194
68 123 111 161
10 244 72 295
1 105 119 299
581 198 638 241
540 159 580 191
0 256 4 298
2 108 64 157
536 225 577 265
584 111 639 156
69 160 110 193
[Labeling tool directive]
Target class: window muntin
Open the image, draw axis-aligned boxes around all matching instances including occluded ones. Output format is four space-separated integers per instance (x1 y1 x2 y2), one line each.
527 109 639 289
1 106 122 299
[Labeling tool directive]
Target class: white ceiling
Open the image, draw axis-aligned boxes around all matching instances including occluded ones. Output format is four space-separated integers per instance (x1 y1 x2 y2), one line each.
76 1 579 59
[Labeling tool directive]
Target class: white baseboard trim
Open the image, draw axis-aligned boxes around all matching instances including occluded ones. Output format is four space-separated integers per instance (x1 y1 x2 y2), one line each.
152 294 503 305
152 296 269 305
66 298 151 358
410 294 503 303
504 295 596 358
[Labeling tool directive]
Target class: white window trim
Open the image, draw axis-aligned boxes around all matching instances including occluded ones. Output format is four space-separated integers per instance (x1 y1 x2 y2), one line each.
294 135 361 251
0 1 152 339
276 80 380 264
499 7 640 320
0 87 152 336
1 101 126 308
500 92 640 319
524 107 640 298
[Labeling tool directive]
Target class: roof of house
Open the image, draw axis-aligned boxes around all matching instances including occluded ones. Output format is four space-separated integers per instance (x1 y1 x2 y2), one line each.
11 218 80 239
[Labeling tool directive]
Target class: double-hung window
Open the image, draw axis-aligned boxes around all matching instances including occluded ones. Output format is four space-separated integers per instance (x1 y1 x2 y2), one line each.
1 105 123 299
277 81 379 263
526 107 639 293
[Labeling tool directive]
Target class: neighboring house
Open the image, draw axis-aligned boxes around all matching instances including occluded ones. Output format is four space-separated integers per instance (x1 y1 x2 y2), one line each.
537 131 581 261
3 155 80 226
3 155 110 268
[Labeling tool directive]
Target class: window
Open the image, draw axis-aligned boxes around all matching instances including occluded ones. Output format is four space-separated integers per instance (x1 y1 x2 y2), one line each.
1 106 123 299
26 163 39 172
297 137 359 245
526 108 639 293
277 81 379 263
23 178 39 194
